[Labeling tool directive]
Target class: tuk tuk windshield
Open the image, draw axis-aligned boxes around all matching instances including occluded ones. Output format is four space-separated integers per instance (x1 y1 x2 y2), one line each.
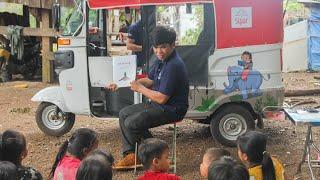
61 0 84 36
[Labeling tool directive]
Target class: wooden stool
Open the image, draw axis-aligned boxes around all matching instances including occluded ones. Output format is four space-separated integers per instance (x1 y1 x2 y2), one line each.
171 120 182 174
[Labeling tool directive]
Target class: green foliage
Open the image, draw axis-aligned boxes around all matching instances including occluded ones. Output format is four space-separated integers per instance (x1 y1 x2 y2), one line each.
88 10 98 26
119 13 126 23
29 14 36 28
254 97 264 112
284 0 304 12
254 95 278 113
265 95 278 107
0 3 23 15
157 6 168 14
61 7 74 28
195 95 217 112
180 28 202 45
180 5 204 45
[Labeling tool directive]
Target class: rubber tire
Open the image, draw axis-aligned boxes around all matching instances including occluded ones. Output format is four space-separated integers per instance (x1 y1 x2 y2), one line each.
210 104 255 147
36 102 75 136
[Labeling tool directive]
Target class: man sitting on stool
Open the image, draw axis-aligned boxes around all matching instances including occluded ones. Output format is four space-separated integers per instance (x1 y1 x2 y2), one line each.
107 26 189 169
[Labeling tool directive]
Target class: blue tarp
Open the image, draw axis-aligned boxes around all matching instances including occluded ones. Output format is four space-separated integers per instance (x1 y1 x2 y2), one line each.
308 5 320 71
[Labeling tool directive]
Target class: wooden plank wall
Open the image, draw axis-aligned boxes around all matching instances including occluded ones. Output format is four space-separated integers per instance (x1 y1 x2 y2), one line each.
40 9 53 83
0 0 74 9
0 26 58 37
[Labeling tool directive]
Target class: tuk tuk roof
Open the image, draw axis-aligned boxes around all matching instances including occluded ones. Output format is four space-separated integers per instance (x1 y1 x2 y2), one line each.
88 0 212 9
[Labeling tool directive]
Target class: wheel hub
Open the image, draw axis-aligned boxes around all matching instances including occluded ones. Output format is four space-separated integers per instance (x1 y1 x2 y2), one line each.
219 113 248 141
42 105 66 130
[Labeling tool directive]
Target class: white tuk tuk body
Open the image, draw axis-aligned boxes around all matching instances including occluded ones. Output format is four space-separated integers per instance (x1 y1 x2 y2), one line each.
32 0 284 146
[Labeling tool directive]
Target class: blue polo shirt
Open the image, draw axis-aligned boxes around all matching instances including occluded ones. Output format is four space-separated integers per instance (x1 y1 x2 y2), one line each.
128 20 144 67
148 50 189 119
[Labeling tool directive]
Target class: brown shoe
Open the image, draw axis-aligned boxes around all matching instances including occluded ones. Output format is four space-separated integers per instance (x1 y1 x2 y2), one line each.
113 153 142 170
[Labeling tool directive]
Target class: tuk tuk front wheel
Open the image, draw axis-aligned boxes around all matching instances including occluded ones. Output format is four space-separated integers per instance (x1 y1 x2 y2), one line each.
210 104 254 147
36 102 75 136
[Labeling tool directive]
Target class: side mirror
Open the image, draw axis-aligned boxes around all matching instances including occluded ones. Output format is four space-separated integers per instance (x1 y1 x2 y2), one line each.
52 2 61 31
186 3 192 14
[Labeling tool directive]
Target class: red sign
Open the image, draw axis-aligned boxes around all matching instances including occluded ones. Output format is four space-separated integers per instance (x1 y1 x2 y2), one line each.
214 0 283 49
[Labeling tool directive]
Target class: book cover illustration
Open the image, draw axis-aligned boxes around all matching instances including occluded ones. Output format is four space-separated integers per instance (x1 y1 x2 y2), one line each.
112 55 136 87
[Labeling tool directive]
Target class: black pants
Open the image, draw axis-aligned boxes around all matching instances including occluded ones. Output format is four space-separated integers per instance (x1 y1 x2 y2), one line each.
119 102 177 155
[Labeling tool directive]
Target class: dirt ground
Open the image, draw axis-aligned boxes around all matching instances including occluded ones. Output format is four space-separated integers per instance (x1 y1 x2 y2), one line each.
1 72 320 180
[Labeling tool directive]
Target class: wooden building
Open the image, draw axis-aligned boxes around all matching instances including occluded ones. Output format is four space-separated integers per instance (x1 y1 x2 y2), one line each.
0 0 73 83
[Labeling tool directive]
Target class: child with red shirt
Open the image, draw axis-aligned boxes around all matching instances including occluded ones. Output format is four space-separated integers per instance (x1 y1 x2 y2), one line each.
49 128 99 180
200 148 231 178
138 138 180 180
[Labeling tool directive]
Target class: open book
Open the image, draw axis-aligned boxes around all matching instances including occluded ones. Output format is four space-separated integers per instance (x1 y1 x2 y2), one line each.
113 55 137 87
89 55 136 87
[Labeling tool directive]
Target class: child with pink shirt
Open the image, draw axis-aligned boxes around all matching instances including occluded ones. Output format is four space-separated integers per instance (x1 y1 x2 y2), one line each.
50 128 99 180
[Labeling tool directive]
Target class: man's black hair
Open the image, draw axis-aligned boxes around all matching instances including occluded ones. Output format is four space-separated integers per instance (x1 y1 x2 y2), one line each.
208 156 249 180
151 26 176 46
138 138 169 169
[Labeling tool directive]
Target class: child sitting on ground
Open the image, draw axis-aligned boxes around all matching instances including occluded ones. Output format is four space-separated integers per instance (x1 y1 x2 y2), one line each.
0 130 43 180
50 128 99 180
76 149 114 180
200 148 231 178
138 138 180 180
237 131 288 180
0 161 18 180
208 156 249 180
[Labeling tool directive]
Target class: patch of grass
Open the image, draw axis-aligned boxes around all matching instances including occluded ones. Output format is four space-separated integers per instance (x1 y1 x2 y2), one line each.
10 107 31 114
254 95 278 113
265 95 278 107
195 95 216 112
254 97 264 112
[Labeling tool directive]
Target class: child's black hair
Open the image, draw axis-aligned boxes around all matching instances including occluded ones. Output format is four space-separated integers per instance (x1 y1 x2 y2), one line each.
89 149 114 165
76 151 113 180
0 130 26 166
49 128 98 179
208 156 249 180
138 138 169 169
242 51 252 59
151 26 176 46
204 148 231 162
237 131 276 180
0 161 18 180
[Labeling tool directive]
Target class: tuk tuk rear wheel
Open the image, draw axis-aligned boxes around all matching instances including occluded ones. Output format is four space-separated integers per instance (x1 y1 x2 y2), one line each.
36 102 75 136
210 104 254 147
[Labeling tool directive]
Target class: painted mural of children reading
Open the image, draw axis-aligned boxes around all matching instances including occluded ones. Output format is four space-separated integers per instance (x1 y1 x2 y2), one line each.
238 51 253 80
